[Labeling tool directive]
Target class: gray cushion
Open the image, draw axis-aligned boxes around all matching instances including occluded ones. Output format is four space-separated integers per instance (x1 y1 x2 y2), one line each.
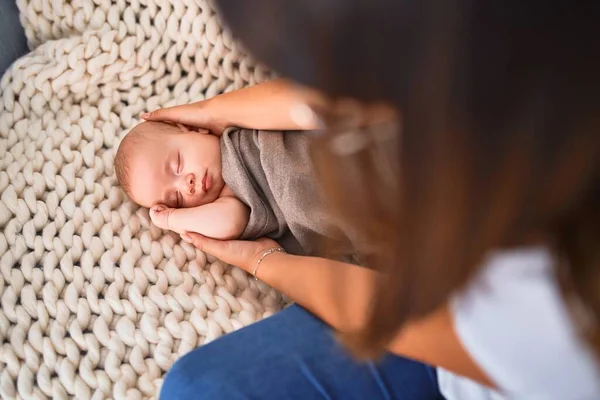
0 1 28 76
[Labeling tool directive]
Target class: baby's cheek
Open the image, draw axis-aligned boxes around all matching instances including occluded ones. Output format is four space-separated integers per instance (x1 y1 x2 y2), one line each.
186 195 212 208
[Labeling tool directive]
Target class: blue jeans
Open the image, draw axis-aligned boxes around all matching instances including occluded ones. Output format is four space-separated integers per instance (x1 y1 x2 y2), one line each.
160 304 443 399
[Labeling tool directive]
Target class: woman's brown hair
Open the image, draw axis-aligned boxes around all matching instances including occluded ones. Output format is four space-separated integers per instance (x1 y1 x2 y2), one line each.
217 0 600 356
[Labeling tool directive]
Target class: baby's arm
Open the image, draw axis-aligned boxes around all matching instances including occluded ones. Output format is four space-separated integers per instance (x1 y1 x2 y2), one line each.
150 197 249 240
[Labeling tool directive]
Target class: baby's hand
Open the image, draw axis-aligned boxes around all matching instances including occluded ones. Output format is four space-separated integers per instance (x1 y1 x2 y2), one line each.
149 204 175 232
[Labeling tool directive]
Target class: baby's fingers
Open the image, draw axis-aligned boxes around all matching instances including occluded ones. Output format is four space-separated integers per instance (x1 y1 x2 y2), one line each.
150 204 167 217
149 204 172 230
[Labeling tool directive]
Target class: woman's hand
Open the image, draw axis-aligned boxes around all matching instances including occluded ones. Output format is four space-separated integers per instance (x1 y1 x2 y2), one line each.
143 79 327 134
180 232 281 273
143 100 229 135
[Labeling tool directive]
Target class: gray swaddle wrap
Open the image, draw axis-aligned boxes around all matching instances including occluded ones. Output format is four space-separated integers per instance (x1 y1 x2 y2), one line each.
220 128 357 260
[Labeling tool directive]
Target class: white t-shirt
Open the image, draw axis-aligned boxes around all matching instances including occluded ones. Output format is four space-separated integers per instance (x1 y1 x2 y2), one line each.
438 248 600 400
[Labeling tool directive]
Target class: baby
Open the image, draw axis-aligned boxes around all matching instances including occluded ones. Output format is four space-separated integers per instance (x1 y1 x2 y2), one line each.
116 120 368 260
115 121 250 240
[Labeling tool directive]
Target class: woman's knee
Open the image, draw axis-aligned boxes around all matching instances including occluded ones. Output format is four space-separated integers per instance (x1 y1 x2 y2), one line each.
160 348 225 400
160 306 322 399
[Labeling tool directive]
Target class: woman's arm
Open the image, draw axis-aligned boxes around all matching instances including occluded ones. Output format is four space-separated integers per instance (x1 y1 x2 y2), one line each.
182 233 495 388
200 78 326 130
144 78 326 133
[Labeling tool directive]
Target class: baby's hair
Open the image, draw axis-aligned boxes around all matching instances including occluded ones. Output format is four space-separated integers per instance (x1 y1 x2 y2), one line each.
114 127 143 199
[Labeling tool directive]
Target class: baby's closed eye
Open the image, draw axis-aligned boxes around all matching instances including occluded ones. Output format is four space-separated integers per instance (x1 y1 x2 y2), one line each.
169 153 181 175
175 152 182 175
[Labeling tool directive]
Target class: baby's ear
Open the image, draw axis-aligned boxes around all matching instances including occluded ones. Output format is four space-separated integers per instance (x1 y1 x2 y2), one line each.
176 123 191 132
177 123 209 135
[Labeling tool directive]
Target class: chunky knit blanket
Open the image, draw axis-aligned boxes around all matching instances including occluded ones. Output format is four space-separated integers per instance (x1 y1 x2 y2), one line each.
0 1 284 399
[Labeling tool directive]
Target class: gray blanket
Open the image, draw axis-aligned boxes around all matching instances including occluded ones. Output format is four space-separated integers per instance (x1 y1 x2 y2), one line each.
221 128 358 261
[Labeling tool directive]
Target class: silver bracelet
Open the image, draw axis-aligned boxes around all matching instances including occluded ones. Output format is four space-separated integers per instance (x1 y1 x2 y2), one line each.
252 247 286 281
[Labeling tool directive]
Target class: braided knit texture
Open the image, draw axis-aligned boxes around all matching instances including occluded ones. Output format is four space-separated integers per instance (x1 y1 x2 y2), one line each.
0 1 283 398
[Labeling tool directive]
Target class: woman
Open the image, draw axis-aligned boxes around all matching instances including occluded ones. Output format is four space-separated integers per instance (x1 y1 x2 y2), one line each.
153 0 600 398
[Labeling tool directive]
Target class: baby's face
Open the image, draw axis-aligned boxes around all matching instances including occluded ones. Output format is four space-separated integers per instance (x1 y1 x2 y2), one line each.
127 124 224 208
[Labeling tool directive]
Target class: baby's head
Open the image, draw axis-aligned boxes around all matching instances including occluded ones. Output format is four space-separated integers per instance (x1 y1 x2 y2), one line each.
115 121 224 209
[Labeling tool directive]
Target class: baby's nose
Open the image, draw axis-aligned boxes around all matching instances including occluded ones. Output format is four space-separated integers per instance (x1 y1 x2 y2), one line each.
185 174 196 194
179 173 195 195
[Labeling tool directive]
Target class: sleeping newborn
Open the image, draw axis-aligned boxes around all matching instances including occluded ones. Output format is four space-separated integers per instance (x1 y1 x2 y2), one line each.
115 121 250 240
115 120 362 260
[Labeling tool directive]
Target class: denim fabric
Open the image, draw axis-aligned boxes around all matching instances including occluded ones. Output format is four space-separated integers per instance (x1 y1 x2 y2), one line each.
0 1 28 76
161 304 443 400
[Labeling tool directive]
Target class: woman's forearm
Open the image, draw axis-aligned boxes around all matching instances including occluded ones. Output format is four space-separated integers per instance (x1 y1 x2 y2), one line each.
257 252 494 387
203 78 326 131
260 252 377 331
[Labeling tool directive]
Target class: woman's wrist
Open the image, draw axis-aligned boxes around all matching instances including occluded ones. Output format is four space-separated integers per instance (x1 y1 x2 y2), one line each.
251 247 286 280
250 250 289 283
202 79 324 131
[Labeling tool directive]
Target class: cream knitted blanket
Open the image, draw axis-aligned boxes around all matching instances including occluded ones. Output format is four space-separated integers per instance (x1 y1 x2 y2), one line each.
0 1 284 399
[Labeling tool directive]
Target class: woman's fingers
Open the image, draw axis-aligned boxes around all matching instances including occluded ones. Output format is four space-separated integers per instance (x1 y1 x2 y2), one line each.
142 104 191 124
141 101 228 134
181 232 222 254
180 233 280 271
181 232 241 264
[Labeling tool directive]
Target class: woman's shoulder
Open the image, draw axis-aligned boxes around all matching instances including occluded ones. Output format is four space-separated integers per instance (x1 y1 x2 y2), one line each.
461 247 555 293
449 246 600 399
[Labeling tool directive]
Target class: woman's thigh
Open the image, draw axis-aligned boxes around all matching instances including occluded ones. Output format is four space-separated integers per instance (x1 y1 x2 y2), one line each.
160 304 443 400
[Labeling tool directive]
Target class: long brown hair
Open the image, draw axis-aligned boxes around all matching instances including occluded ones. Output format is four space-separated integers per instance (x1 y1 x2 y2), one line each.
217 0 600 356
